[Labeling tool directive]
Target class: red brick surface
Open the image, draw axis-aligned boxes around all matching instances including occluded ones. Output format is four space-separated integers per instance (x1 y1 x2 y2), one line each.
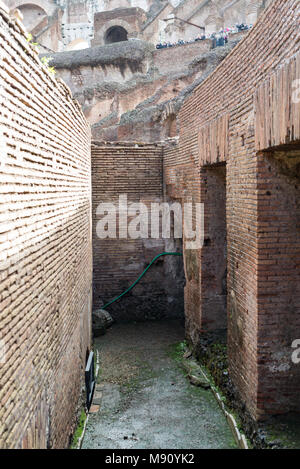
92 142 184 322
0 9 92 448
164 0 300 419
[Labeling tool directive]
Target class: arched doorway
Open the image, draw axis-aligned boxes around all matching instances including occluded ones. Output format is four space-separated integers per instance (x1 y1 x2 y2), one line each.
104 26 128 44
65 38 89 51
17 3 47 32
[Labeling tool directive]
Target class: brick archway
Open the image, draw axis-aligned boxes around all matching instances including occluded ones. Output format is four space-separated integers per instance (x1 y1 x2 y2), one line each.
104 25 128 44
10 0 55 17
93 18 136 46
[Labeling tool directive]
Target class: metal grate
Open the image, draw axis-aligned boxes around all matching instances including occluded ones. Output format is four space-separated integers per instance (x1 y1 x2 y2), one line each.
85 351 95 410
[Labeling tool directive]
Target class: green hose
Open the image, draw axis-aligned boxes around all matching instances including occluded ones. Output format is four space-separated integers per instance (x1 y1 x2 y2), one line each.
102 252 183 309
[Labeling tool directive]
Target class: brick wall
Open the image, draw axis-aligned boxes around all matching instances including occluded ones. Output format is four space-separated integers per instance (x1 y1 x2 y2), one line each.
0 5 92 448
251 146 300 417
164 0 300 420
152 39 211 75
48 35 243 143
92 7 146 46
92 141 184 321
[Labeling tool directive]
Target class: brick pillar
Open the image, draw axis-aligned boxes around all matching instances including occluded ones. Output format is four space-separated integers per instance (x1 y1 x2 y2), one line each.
256 148 300 417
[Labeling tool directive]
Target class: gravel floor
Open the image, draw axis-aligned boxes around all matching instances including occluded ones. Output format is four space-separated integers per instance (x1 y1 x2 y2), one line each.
82 320 237 449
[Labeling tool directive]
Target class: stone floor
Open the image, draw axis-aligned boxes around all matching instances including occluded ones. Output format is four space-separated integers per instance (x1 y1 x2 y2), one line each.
82 320 237 449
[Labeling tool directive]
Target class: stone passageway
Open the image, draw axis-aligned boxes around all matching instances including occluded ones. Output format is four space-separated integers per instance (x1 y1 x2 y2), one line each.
82 321 237 449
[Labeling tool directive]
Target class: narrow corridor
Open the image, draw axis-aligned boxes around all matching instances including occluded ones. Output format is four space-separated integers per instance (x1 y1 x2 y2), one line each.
82 320 237 449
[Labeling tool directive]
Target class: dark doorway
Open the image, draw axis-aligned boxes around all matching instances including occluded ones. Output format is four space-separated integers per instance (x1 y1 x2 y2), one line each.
201 163 227 330
105 26 128 44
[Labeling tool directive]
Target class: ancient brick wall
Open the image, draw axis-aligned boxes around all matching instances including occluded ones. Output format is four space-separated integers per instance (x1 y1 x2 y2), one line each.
92 141 184 322
164 0 300 420
152 39 211 75
47 37 243 142
254 147 300 417
0 5 92 448
92 7 146 46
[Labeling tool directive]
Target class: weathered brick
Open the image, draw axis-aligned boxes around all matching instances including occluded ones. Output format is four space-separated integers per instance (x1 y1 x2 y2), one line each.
0 8 92 448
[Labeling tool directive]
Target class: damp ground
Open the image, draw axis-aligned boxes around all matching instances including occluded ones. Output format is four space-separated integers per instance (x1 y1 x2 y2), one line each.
193 329 300 449
82 320 237 449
